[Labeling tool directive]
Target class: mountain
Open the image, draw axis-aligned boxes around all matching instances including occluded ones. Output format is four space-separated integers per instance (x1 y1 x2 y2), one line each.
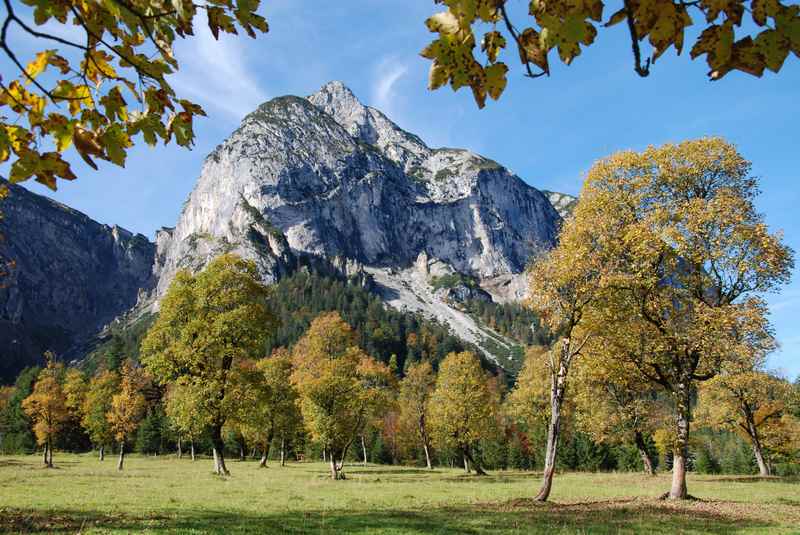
0 82 565 377
0 180 155 381
147 81 562 363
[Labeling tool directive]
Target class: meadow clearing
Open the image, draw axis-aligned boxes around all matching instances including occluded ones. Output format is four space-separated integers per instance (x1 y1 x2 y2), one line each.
1 454 799 534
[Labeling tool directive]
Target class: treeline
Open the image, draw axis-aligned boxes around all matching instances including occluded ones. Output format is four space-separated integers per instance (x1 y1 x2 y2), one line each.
264 270 481 370
1 138 799 501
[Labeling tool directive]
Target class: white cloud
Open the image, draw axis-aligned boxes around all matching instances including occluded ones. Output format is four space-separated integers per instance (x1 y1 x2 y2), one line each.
170 13 267 122
372 57 408 115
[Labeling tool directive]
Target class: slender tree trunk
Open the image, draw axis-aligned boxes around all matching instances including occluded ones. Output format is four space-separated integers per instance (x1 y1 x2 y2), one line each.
280 437 286 467
463 453 470 474
322 449 327 462
260 442 272 468
211 425 230 476
423 443 433 470
361 435 368 466
239 442 246 462
747 420 771 476
190 440 196 461
46 439 53 468
177 437 183 459
634 430 655 476
535 348 569 502
42 443 49 466
99 445 105 461
117 442 125 471
669 384 691 499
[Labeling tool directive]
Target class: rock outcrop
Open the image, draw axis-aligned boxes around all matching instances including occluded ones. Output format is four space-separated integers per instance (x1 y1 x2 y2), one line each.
0 180 155 381
148 81 562 362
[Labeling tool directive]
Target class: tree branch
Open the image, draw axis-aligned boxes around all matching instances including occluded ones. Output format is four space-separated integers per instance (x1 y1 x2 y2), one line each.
623 0 651 77
499 2 547 79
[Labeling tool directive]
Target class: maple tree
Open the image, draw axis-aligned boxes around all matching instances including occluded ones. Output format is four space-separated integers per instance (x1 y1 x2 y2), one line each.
422 0 800 108
575 137 793 498
21 354 69 467
428 351 497 475
80 369 120 461
0 0 268 189
107 360 147 471
398 360 437 469
571 355 665 475
141 253 276 475
164 381 206 461
697 369 798 475
290 312 392 480
523 203 604 500
231 348 301 468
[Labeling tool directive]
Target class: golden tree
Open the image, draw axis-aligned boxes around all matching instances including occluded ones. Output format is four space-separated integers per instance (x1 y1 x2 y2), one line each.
290 312 392 480
398 360 437 469
21 355 69 468
428 351 497 475
81 369 120 461
142 253 276 476
164 381 206 462
524 206 604 500
576 137 793 499
571 354 666 475
697 369 798 475
107 360 147 471
229 348 301 468
422 0 800 108
0 0 267 189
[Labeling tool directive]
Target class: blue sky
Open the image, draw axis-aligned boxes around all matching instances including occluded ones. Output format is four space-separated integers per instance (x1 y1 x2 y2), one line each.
5 1 799 378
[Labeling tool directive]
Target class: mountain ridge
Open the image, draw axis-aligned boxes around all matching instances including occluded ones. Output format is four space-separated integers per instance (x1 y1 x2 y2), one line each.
0 81 568 376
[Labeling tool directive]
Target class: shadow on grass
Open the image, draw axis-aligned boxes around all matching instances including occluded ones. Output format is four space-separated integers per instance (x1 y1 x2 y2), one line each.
0 499 780 534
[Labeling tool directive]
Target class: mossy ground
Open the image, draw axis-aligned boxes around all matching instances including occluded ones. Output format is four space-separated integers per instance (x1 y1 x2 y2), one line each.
1 453 798 534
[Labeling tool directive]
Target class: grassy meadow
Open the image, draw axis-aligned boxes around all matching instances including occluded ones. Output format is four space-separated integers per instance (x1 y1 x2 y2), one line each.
1 454 799 534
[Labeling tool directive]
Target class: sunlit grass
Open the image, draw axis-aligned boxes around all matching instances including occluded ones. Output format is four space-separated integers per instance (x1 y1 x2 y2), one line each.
1 453 798 533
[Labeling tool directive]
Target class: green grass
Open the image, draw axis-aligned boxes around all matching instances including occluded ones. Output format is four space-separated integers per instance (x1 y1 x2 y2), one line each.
1 454 799 534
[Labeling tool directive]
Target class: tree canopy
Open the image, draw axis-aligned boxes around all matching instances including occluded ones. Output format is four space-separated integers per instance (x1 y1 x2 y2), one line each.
141 253 276 475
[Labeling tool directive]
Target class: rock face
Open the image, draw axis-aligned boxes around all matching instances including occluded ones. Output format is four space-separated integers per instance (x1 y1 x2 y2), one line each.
543 190 578 219
149 81 562 362
154 82 559 292
0 180 155 381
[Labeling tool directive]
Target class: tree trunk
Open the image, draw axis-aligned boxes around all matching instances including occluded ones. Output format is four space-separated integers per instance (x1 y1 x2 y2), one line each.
423 443 433 470
239 443 246 462
280 437 286 467
463 453 470 474
419 416 433 470
669 384 691 499
329 455 339 480
211 425 230 476
42 443 49 466
177 437 183 459
464 447 487 476
190 440 196 461
749 428 770 476
361 435 368 467
322 449 327 462
535 349 569 502
117 442 125 471
99 445 105 461
634 431 655 476
260 442 272 468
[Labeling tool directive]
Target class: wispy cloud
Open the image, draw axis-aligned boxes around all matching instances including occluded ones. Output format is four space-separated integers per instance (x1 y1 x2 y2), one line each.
171 13 267 122
372 57 408 116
